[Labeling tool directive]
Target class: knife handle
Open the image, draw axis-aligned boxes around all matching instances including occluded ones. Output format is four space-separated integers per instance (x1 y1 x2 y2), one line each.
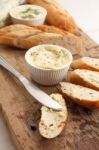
0 56 23 79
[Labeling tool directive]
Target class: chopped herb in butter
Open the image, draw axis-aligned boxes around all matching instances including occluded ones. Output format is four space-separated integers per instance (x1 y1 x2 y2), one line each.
29 46 70 70
14 6 42 20
21 8 41 15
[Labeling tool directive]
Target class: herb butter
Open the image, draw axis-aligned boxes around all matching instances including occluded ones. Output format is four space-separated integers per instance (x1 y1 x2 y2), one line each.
28 45 70 70
11 5 46 20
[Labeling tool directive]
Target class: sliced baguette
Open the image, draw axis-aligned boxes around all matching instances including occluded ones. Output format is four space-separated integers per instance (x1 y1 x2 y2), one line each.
39 93 67 139
59 82 99 109
71 57 99 72
70 69 99 91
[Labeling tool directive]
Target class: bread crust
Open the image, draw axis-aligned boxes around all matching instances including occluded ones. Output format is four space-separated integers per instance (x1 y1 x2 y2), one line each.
0 24 82 54
70 71 99 91
58 83 99 109
39 93 67 139
71 58 99 72
34 25 68 35
27 0 78 34
14 32 63 49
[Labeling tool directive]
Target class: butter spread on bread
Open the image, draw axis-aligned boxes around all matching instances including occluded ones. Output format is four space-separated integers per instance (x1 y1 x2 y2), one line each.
39 93 67 139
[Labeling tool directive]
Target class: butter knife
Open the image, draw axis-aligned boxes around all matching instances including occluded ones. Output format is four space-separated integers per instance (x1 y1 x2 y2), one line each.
0 56 63 110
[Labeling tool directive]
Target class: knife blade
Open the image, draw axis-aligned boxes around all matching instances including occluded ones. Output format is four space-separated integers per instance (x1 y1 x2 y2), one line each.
0 56 63 110
19 77 63 110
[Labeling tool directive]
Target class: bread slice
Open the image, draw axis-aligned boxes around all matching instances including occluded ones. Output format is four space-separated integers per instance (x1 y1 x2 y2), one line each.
71 57 99 72
39 93 67 139
59 82 99 109
0 24 82 54
70 69 99 91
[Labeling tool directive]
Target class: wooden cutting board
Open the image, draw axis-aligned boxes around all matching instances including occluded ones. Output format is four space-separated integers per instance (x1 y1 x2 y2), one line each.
0 30 99 150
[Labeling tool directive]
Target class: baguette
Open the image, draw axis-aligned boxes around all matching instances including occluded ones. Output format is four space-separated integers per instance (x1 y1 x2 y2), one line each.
34 25 68 35
59 82 99 109
39 93 67 139
0 24 82 54
70 69 99 91
71 57 99 72
27 0 78 34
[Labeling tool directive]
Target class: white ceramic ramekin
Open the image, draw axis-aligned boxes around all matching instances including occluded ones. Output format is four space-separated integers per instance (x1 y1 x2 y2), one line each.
25 44 73 85
9 4 47 26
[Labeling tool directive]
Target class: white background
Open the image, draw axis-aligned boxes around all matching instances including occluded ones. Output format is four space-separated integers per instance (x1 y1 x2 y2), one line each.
0 0 99 150
59 0 99 43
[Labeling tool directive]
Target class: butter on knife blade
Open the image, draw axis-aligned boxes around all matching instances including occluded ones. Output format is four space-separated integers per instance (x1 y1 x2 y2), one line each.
19 77 63 110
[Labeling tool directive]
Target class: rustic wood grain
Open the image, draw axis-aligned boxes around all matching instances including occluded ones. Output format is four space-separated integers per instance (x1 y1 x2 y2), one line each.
0 30 99 150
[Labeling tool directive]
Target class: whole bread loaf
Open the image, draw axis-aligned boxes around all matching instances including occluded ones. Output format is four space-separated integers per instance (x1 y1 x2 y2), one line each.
70 69 99 91
59 82 99 109
27 0 78 34
0 24 82 54
39 93 67 139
